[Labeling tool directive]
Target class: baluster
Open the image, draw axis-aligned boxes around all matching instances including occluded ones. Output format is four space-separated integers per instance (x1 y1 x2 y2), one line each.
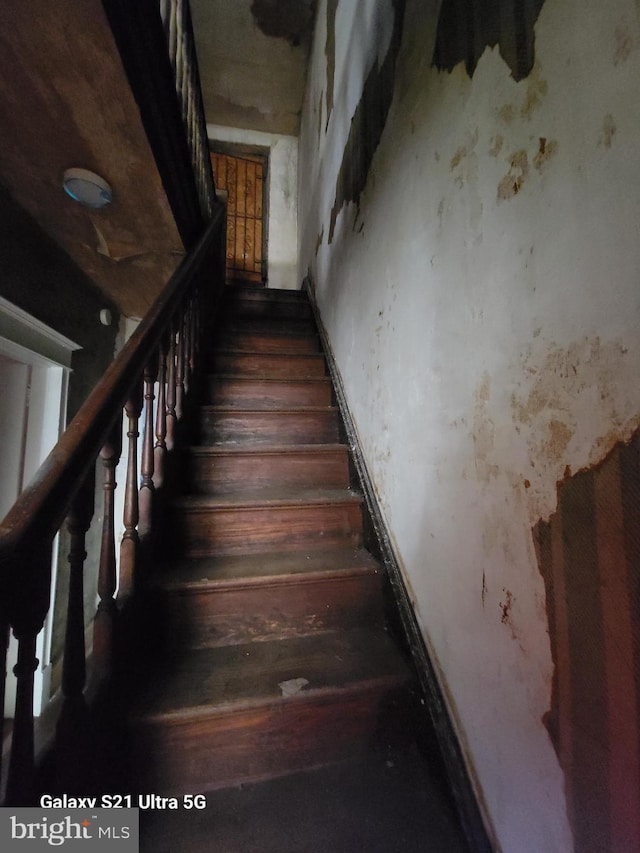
94 422 122 678
175 309 186 422
154 337 168 489
5 541 51 805
139 356 157 541
56 476 95 793
165 320 177 451
119 384 143 599
188 294 197 388
183 299 194 395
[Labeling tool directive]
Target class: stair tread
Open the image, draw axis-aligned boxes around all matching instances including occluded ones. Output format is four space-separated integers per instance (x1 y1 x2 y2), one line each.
210 350 324 360
132 629 409 720
201 405 336 413
152 548 382 589
173 487 362 509
223 286 308 302
206 374 330 383
186 443 348 457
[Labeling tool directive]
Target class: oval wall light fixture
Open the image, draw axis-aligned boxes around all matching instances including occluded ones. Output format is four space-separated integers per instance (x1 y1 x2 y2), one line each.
63 168 112 208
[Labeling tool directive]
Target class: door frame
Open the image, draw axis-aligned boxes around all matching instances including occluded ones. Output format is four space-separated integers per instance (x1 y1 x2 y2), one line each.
0 296 80 716
209 141 270 284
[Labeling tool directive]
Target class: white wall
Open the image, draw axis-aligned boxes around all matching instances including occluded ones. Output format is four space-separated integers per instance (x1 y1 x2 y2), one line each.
207 124 299 290
298 0 640 850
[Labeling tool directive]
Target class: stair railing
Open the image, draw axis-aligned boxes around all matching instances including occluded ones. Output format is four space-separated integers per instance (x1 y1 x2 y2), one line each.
0 205 225 805
103 0 217 247
159 0 216 222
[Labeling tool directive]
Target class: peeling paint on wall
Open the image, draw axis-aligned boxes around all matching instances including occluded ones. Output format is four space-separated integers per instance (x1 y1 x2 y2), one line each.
298 0 640 847
534 434 640 852
328 0 406 242
433 0 546 81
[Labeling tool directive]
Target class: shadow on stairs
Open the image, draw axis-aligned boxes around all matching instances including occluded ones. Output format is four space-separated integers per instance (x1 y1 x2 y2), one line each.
111 283 468 851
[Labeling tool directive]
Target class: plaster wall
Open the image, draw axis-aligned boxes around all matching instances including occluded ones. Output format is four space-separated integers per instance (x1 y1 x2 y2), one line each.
207 124 298 290
298 0 640 850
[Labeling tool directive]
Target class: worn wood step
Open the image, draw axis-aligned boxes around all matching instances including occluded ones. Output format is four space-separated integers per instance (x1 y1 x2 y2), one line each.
183 444 350 494
196 407 340 445
129 630 411 794
222 292 312 320
151 548 384 648
203 376 333 409
170 489 363 557
215 328 320 355
209 351 326 378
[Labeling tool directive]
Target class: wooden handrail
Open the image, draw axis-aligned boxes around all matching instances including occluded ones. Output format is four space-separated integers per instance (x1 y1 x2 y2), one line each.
0 203 225 803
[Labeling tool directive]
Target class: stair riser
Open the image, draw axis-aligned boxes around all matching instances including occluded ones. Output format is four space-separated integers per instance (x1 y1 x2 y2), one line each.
215 330 320 354
173 503 363 557
197 410 340 445
223 317 317 336
223 286 308 304
132 685 404 794
210 352 326 378
204 378 332 409
159 573 384 648
185 450 349 494
222 299 312 320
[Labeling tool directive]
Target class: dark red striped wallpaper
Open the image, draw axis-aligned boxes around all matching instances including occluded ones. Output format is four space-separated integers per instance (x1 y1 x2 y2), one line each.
534 433 640 852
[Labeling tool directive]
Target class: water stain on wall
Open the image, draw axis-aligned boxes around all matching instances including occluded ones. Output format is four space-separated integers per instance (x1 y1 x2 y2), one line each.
433 0 546 81
533 136 558 170
614 20 639 65
598 114 617 149
534 433 640 852
450 127 479 171
328 0 406 243
473 373 499 482
520 73 548 119
489 134 504 157
497 149 529 201
499 588 518 640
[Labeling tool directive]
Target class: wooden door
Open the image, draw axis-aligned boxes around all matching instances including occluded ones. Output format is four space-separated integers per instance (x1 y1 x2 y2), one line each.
210 151 267 285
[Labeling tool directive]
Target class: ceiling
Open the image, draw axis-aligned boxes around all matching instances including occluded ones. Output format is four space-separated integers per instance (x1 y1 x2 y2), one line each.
0 0 315 317
192 0 316 136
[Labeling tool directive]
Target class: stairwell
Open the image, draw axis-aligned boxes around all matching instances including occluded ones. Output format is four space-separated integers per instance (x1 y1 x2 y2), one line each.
118 282 467 851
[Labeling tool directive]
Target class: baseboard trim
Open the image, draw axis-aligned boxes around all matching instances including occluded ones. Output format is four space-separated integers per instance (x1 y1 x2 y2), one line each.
304 280 494 853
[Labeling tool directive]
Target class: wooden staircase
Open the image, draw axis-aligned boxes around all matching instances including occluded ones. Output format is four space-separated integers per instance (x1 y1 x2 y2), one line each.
128 284 412 795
